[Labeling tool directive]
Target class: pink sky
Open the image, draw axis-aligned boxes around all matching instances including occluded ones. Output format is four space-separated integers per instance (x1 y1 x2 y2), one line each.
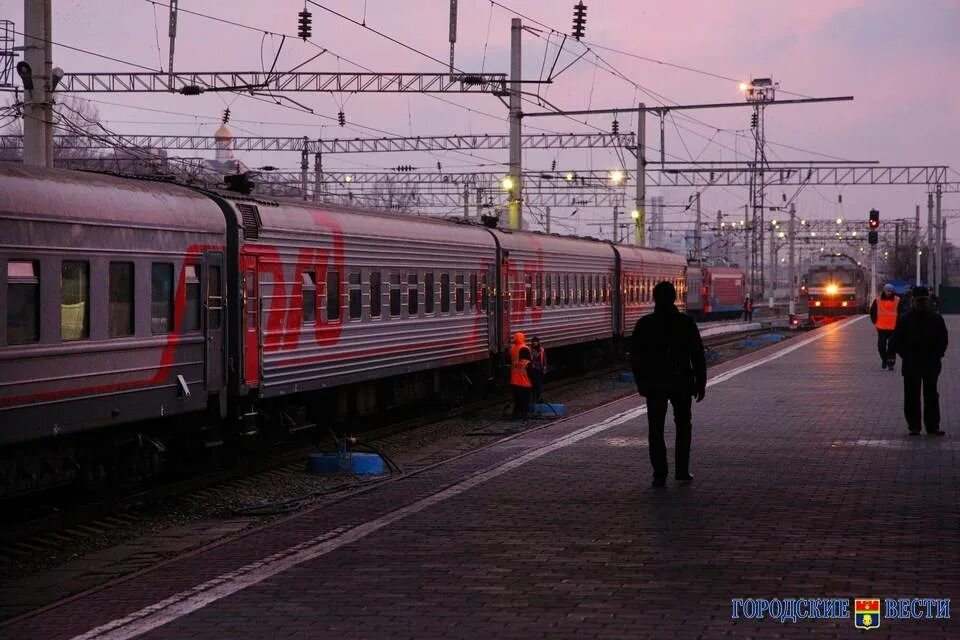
3 0 958 242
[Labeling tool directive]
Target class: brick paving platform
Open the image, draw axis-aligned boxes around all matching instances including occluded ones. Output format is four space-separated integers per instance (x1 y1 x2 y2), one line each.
2 315 958 640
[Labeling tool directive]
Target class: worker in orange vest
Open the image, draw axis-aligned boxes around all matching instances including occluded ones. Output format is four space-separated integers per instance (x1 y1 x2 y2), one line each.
509 332 533 419
870 283 900 370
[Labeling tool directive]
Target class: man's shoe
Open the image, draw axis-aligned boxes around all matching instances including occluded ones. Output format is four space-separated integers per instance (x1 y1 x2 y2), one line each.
928 430 946 436
652 477 666 487
675 473 694 483
908 430 921 435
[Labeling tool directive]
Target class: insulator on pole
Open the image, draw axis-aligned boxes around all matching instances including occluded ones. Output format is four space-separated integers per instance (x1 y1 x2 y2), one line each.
571 2 587 40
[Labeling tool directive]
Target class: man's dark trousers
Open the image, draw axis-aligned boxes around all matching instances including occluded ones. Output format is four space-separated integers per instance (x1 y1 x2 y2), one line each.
904 369 941 432
877 329 895 364
646 390 693 479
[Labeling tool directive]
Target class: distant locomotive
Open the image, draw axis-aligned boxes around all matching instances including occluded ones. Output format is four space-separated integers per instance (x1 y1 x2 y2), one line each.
800 254 868 320
685 265 746 319
0 163 689 496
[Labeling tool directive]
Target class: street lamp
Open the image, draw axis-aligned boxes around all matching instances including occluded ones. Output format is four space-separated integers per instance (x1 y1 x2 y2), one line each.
609 169 625 185
740 77 778 103
501 176 515 191
630 209 640 220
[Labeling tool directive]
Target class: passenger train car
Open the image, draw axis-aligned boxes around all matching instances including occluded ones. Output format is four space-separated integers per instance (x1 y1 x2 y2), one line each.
685 265 746 319
800 254 868 321
0 163 687 495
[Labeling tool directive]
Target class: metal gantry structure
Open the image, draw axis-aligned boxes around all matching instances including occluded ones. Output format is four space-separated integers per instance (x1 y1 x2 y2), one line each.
0 132 636 154
52 71 509 95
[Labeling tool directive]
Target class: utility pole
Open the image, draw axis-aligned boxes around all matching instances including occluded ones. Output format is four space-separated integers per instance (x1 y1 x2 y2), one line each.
694 191 702 265
612 206 619 243
788 203 796 316
507 18 522 230
463 184 469 218
300 137 309 201
769 223 776 306
635 102 646 246
545 206 551 233
167 0 179 90
927 193 934 287
448 0 458 81
744 204 750 276
935 185 943 293
916 204 922 286
22 0 52 167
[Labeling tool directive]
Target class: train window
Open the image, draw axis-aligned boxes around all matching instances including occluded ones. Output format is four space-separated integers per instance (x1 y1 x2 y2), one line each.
544 273 552 307
481 272 489 311
564 274 570 306
407 273 419 315
390 273 401 317
469 273 478 311
580 274 586 304
61 261 90 341
183 265 201 332
525 273 533 308
602 275 608 303
440 273 451 313
349 272 362 320
455 273 465 312
151 263 174 335
326 270 341 321
369 270 382 318
208 265 223 330
109 262 135 337
553 274 561 306
301 271 316 324
424 272 435 314
596 275 602 304
536 273 544 307
6 260 39 345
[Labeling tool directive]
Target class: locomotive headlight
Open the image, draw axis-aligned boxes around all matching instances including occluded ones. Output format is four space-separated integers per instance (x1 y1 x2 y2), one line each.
825 284 839 295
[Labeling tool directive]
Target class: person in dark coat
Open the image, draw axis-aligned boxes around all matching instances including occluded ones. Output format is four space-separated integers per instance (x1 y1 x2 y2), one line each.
892 286 948 435
631 281 707 486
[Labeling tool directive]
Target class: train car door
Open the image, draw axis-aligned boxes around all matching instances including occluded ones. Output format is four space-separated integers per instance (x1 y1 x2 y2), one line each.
204 251 225 390
486 264 497 353
240 254 260 387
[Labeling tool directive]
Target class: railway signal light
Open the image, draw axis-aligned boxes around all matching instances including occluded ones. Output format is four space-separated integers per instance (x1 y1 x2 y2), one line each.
571 2 587 40
868 209 879 245
297 9 313 40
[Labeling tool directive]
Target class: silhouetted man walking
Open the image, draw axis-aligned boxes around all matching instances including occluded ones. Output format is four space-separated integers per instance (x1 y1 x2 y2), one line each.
631 281 707 487
893 286 948 435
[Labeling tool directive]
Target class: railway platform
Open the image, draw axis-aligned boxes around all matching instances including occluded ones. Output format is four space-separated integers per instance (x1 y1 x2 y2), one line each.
2 315 958 639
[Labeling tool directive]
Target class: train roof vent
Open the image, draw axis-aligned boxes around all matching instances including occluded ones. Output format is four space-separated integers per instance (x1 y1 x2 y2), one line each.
237 203 261 240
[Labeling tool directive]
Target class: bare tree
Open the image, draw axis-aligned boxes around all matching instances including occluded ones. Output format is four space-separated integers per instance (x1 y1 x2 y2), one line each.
0 94 105 162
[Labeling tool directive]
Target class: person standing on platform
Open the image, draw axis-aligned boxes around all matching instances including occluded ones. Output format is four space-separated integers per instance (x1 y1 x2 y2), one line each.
508 332 532 420
631 281 707 487
870 283 900 370
892 286 948 436
743 295 753 322
528 336 547 404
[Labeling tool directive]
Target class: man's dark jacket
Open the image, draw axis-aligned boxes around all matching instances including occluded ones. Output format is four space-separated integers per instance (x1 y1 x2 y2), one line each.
892 306 948 376
631 305 706 397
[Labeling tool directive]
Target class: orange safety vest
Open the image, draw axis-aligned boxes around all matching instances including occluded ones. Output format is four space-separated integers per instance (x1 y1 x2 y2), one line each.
875 296 899 330
510 356 532 388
